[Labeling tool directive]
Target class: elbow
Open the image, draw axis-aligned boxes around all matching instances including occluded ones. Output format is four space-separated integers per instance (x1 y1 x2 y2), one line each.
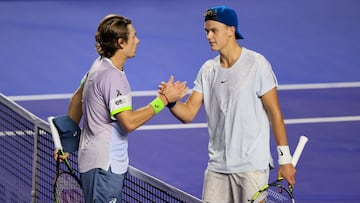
177 115 194 124
121 118 147 133
122 123 137 133
181 118 193 124
115 113 138 133
172 112 195 124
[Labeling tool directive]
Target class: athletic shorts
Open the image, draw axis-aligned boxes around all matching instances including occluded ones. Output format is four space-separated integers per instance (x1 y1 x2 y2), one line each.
202 169 269 203
80 167 126 203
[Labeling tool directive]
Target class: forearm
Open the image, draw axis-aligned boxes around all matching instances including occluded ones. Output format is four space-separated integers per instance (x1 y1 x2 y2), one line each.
270 113 288 146
169 102 197 123
122 106 155 132
117 95 167 132
262 88 288 146
168 91 202 123
268 111 295 169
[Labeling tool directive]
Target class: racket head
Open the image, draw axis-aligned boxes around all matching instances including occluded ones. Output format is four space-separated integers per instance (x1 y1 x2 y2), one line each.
250 178 294 203
54 171 84 203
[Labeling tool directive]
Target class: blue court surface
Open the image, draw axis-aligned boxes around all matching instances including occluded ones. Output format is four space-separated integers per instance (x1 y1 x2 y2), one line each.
1 0 360 202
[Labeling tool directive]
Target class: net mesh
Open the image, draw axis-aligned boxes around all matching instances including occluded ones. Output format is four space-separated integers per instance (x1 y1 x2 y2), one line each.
0 96 33 203
0 93 203 203
55 173 84 203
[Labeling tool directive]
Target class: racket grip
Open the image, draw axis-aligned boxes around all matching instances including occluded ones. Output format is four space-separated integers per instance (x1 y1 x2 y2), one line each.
48 116 63 150
57 148 74 173
49 116 75 173
291 135 309 167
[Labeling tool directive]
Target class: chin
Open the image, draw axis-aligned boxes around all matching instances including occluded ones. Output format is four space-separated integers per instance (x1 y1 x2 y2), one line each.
210 46 218 51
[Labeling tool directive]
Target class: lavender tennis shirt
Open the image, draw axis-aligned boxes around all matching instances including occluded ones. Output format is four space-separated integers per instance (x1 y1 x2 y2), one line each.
78 57 132 174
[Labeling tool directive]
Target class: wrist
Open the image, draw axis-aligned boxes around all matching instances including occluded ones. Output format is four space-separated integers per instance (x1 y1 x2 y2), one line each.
149 97 165 114
159 92 176 108
159 92 169 106
167 101 177 109
277 145 292 165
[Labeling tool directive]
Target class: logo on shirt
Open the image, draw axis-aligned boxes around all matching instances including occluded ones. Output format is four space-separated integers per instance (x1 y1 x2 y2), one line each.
116 90 122 96
220 80 227 83
115 99 123 105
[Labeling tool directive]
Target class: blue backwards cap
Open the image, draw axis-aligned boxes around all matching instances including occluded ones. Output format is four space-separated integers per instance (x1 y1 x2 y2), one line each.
205 6 244 40
53 115 81 153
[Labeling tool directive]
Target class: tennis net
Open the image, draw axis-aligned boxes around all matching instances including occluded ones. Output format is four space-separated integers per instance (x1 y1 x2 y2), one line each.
0 93 203 203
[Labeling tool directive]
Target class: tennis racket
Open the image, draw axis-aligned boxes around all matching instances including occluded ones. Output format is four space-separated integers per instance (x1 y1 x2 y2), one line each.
249 135 309 203
48 116 84 203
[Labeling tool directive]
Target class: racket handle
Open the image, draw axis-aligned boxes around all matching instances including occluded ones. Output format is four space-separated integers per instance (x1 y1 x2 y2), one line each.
49 116 75 174
48 116 63 150
291 135 309 167
58 149 74 173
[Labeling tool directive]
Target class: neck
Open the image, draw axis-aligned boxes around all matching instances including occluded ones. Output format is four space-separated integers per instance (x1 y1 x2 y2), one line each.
110 54 126 71
219 43 242 68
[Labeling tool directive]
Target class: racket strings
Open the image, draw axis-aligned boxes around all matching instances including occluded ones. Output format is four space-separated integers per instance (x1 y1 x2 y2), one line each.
55 173 84 203
266 187 292 203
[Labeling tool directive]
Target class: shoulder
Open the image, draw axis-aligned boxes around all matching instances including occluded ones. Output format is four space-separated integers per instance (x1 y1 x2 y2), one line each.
98 58 123 76
200 55 219 71
195 55 219 80
242 47 267 60
242 47 271 69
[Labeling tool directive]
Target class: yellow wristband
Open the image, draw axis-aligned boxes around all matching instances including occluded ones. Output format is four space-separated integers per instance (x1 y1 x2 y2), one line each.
150 97 165 114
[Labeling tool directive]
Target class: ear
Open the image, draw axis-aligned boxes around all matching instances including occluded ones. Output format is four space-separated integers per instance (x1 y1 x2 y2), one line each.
228 26 236 38
117 38 125 49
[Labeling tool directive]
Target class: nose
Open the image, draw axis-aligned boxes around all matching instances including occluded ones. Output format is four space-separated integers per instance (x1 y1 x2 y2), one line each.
206 31 213 40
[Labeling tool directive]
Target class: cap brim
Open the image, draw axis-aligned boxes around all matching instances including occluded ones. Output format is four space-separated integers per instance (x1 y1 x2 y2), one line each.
236 31 244 39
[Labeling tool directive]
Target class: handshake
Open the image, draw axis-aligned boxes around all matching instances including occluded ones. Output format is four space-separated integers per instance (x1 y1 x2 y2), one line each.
157 75 189 108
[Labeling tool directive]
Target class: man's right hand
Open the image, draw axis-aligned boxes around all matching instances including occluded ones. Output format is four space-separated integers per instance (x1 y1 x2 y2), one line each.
159 75 188 103
53 149 70 162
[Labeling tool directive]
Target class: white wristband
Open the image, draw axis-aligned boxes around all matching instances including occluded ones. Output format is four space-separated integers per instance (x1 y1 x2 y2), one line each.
277 145 292 165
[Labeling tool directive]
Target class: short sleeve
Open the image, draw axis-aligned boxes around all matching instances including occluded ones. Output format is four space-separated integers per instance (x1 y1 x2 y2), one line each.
255 55 278 97
100 69 132 120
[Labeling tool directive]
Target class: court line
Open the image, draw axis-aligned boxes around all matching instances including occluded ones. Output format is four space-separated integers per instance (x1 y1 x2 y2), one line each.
277 81 360 90
1 116 359 136
137 116 360 130
7 81 360 101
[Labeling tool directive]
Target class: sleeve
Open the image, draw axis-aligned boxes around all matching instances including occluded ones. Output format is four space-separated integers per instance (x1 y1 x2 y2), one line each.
109 94 132 120
79 72 89 87
101 70 132 120
255 55 279 97
193 68 204 93
193 59 214 94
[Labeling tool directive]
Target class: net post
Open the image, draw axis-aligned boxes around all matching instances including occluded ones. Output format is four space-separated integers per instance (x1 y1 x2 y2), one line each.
31 123 41 203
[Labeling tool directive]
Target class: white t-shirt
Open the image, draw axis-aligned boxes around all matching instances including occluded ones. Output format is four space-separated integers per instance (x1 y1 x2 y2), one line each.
78 57 132 174
193 47 277 173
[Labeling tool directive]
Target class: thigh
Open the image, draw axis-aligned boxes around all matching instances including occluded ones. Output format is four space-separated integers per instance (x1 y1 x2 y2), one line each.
81 168 98 203
202 169 232 203
81 168 126 203
230 169 269 203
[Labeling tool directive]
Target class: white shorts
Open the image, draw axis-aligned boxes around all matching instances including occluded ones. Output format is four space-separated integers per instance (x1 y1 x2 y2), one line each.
202 169 269 203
